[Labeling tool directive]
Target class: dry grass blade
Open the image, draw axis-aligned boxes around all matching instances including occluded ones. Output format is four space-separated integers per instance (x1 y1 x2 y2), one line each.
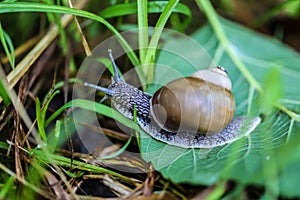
67 0 91 56
44 170 71 200
0 34 42 65
103 174 133 196
142 164 155 196
0 66 38 138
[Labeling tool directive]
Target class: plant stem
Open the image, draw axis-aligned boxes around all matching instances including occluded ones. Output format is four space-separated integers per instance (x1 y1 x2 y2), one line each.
195 0 262 92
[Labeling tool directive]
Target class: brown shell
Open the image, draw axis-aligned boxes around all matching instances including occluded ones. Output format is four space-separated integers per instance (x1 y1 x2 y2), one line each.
150 69 235 134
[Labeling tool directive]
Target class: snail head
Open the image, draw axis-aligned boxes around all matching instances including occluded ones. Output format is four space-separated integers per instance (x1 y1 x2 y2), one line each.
84 49 122 96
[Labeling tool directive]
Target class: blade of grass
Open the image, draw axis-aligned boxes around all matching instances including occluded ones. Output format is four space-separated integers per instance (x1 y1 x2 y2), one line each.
169 12 191 32
36 90 61 143
0 141 9 150
204 181 226 200
137 0 148 66
64 170 85 178
0 176 14 199
47 119 61 152
0 8 73 100
44 0 68 55
30 160 79 200
0 162 52 199
251 0 300 27
0 77 11 106
100 2 191 20
0 22 15 69
36 98 47 142
144 0 180 83
45 99 139 131
32 148 131 181
133 105 141 149
195 0 262 92
67 0 91 56
100 1 191 85
0 2 141 91
101 136 132 159
0 34 41 65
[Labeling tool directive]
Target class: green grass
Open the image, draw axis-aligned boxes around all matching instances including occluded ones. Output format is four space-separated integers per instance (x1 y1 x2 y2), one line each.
0 0 300 199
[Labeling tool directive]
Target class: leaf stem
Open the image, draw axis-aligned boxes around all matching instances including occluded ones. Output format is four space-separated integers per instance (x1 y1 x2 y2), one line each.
275 103 300 122
195 0 262 92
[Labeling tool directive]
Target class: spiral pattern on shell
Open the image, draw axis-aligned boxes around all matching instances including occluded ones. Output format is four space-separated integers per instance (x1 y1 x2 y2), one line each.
150 67 235 134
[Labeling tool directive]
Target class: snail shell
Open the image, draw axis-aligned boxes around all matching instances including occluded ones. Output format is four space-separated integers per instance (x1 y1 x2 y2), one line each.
84 50 261 148
151 67 235 134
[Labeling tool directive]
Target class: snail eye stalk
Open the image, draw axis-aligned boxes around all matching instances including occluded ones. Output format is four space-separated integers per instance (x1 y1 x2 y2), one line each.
216 66 228 75
108 49 121 81
84 82 114 96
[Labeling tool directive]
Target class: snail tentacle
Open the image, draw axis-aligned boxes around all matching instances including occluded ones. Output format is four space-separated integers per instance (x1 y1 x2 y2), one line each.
108 49 122 81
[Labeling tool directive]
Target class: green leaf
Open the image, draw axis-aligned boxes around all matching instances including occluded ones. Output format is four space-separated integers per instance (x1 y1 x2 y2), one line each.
0 22 15 69
0 141 9 150
0 176 14 199
35 98 47 142
36 90 60 143
47 119 62 152
197 0 262 92
0 78 11 106
140 18 300 198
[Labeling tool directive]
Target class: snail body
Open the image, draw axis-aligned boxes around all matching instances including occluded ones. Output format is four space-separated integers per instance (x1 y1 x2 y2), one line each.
84 50 261 148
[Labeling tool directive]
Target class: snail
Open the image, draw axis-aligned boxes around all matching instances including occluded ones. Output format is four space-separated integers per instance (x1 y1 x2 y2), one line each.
84 49 261 148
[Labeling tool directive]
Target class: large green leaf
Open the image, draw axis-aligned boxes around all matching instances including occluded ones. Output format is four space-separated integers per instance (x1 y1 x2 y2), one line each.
140 18 300 197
